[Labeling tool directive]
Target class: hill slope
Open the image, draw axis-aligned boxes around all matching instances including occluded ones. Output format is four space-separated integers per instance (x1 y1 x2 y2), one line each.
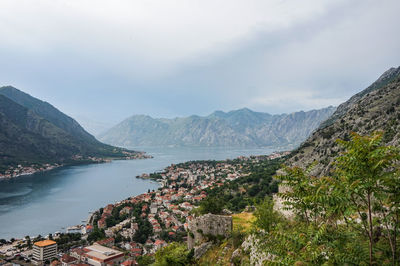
99 107 336 148
0 86 143 173
289 66 400 175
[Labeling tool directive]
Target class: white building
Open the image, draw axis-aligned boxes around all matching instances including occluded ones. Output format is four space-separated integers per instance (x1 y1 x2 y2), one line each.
32 240 57 264
82 244 124 266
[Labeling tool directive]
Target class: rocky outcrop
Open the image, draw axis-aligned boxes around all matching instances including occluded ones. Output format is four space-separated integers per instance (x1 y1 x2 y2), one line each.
287 67 400 176
187 213 232 249
241 234 272 266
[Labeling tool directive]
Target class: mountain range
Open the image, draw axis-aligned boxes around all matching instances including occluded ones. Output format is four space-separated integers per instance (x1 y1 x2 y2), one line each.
0 86 141 173
99 107 336 148
288 66 400 175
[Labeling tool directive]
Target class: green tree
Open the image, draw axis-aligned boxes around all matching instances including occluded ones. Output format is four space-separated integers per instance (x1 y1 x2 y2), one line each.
258 132 400 265
153 242 193 266
137 255 155 265
199 196 224 215
253 197 282 233
335 131 400 265
87 228 105 242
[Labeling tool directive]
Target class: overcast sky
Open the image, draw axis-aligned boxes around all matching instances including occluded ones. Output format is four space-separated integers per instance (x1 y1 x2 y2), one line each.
1 0 399 130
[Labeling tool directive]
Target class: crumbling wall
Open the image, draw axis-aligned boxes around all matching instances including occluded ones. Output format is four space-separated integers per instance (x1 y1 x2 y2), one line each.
187 213 232 249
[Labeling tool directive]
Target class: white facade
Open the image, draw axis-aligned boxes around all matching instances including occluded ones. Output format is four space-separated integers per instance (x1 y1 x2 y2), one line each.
32 240 57 263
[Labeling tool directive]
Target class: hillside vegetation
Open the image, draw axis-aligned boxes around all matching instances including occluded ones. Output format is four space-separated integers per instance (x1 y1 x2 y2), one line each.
0 86 142 173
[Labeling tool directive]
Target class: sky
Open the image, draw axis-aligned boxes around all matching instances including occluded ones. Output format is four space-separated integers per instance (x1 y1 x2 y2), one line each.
1 0 400 133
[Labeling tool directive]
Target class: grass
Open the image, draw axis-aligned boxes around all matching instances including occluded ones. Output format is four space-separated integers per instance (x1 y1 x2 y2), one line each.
232 212 255 233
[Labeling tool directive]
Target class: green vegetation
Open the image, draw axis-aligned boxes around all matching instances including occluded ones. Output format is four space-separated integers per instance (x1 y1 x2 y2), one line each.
56 233 85 252
153 242 194 266
253 132 400 265
87 228 105 242
199 158 282 213
133 218 153 244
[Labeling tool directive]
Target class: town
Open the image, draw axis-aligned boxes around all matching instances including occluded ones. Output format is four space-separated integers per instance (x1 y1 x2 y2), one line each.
0 152 152 179
0 152 289 265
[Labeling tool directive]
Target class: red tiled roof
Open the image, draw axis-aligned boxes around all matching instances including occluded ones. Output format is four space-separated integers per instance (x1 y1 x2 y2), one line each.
61 254 77 263
154 240 165 246
121 260 137 266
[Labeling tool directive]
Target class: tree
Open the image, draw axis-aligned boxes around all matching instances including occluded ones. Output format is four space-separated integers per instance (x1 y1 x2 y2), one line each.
335 131 400 265
87 228 105 242
198 196 224 214
137 255 155 265
263 132 400 265
253 197 282 233
154 242 193 266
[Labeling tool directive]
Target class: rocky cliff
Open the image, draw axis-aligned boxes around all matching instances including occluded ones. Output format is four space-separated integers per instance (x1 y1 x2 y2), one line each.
288 66 400 175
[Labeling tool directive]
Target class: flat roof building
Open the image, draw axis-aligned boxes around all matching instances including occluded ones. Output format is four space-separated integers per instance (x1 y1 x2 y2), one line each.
82 244 124 266
33 240 57 264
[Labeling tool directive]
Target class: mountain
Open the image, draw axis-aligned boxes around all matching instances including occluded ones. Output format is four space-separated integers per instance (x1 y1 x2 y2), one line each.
288 66 400 175
99 107 336 148
0 86 142 173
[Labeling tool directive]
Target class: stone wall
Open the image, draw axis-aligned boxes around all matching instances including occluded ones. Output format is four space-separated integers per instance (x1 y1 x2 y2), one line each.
187 213 232 249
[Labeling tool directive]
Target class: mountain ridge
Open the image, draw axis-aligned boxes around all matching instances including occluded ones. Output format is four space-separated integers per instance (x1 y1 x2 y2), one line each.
99 107 336 148
288 66 400 175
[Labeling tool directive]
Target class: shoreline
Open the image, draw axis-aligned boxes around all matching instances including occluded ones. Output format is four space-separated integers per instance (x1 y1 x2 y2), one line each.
0 150 289 241
0 152 153 180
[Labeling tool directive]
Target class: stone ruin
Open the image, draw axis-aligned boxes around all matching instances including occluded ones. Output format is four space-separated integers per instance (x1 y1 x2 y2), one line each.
187 213 232 249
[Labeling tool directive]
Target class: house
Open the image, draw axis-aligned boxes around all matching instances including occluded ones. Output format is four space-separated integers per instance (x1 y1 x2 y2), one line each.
61 254 78 266
95 238 114 248
97 218 106 229
85 225 94 234
120 207 133 216
154 240 166 251
131 223 139 231
150 203 158 214
121 259 137 266
130 247 142 257
51 260 62 266
70 248 86 261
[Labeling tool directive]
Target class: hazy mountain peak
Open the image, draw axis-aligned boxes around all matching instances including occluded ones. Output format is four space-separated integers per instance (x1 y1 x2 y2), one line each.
99 107 336 148
231 107 253 113
376 66 400 83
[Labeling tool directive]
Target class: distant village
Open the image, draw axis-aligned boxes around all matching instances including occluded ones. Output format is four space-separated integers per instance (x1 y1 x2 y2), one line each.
0 152 151 179
0 151 289 265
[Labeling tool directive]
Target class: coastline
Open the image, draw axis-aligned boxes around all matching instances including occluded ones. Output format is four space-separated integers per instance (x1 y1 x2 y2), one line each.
1 151 287 244
0 147 285 241
0 152 153 180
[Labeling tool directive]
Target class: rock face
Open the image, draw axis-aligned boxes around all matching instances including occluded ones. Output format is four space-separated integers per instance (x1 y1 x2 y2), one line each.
287 66 400 176
187 213 233 249
99 107 336 148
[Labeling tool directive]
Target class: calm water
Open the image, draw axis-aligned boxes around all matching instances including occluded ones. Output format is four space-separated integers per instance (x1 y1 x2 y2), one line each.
0 146 276 239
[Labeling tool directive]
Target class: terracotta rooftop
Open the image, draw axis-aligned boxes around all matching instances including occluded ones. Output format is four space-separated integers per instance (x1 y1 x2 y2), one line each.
34 240 57 247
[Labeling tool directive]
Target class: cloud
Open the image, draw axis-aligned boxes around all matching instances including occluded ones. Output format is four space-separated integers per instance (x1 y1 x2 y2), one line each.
0 0 399 122
0 0 345 78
